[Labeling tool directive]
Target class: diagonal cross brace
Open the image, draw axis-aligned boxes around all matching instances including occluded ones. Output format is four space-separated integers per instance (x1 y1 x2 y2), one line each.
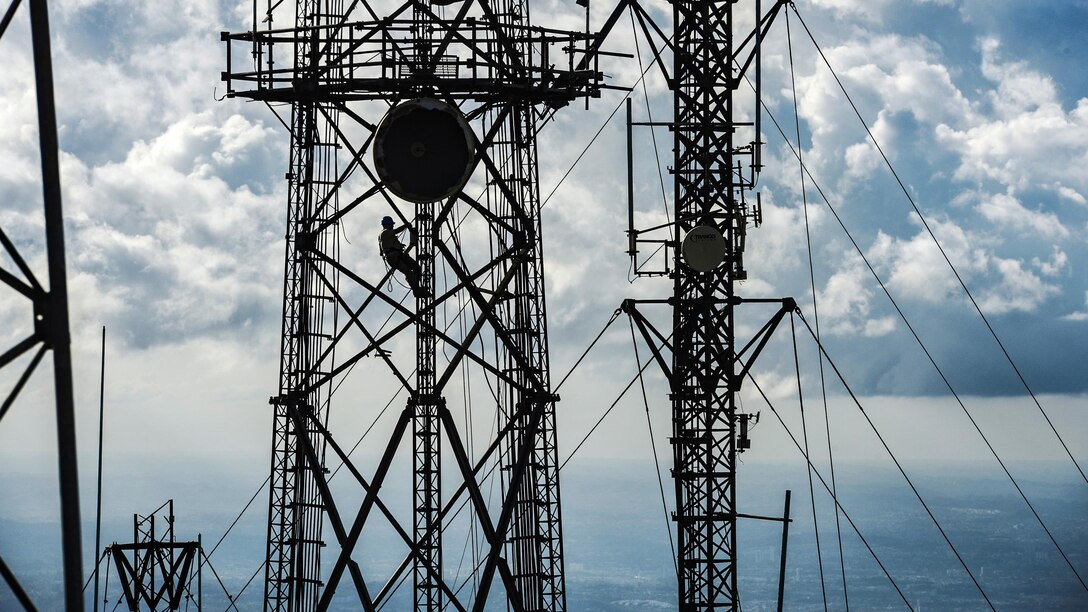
621 299 675 382
294 404 470 612
284 401 378 611
318 407 412 610
372 394 550 606
308 250 529 394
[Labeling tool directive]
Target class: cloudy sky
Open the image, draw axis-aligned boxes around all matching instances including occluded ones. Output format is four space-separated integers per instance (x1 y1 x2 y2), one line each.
2 0 1087 604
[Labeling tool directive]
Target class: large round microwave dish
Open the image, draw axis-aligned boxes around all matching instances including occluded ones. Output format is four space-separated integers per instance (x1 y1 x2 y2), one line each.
682 225 727 272
373 98 476 203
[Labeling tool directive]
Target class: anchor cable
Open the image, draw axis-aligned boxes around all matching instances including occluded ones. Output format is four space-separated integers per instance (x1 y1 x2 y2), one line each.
747 371 913 611
794 311 996 611
629 315 678 575
790 5 1088 488
786 12 830 611
555 308 622 392
791 311 829 611
629 6 671 224
560 328 673 471
761 19 1088 591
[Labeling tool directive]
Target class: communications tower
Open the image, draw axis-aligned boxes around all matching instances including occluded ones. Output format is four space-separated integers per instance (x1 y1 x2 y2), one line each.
221 0 606 609
624 0 791 608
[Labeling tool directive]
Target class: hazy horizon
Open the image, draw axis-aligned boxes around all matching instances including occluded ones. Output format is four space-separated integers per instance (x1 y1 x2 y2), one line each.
3 460 1086 610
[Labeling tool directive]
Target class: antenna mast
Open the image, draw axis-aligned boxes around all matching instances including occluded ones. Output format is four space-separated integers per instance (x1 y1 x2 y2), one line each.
668 1 791 606
625 0 791 608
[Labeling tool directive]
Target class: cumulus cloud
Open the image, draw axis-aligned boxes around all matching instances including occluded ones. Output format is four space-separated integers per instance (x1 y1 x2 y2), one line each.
1032 247 1068 277
1055 186 1087 206
935 39 1088 194
805 0 953 19
765 18 1082 343
815 258 891 336
976 192 1069 239
977 256 1060 315
775 29 976 196
870 216 984 302
811 211 1060 334
59 109 285 347
0 45 44 212
0 0 293 350
751 190 825 275
803 0 890 21
1063 297 1088 322
43 1 254 162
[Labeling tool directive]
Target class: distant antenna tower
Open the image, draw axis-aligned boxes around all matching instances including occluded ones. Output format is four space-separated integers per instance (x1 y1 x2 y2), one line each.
0 1 83 610
623 0 792 608
222 0 605 609
104 500 203 611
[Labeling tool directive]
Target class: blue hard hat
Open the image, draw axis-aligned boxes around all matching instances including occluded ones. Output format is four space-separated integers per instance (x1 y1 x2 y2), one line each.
381 215 394 226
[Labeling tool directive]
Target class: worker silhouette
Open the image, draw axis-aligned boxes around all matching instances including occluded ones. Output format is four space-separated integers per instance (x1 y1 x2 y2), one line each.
379 215 425 297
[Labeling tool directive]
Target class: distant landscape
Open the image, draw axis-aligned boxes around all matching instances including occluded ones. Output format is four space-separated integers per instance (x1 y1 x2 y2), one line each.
2 461 1085 610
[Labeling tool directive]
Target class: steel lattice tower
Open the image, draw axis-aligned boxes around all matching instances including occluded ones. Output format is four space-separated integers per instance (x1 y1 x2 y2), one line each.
670 0 747 603
259 0 342 605
668 1 785 607
222 0 602 609
624 1 789 608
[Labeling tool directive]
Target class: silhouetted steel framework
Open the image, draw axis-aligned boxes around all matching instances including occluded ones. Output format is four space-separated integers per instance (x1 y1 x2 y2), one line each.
623 0 789 609
106 501 203 611
221 0 605 608
0 0 83 610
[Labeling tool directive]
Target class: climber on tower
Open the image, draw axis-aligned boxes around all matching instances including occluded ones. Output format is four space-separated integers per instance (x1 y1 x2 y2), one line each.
379 215 424 297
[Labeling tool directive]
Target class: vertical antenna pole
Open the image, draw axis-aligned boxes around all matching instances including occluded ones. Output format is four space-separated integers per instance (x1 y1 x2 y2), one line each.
777 489 792 612
251 0 257 59
755 0 762 174
627 98 636 259
150 514 156 603
583 0 590 110
94 326 106 612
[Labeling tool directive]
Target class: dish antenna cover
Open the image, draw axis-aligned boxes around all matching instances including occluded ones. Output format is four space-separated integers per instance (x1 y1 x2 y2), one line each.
682 225 727 272
374 98 477 203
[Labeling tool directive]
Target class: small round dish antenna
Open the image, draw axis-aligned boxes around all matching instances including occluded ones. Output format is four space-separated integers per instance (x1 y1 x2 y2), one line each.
682 225 727 272
373 98 476 203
